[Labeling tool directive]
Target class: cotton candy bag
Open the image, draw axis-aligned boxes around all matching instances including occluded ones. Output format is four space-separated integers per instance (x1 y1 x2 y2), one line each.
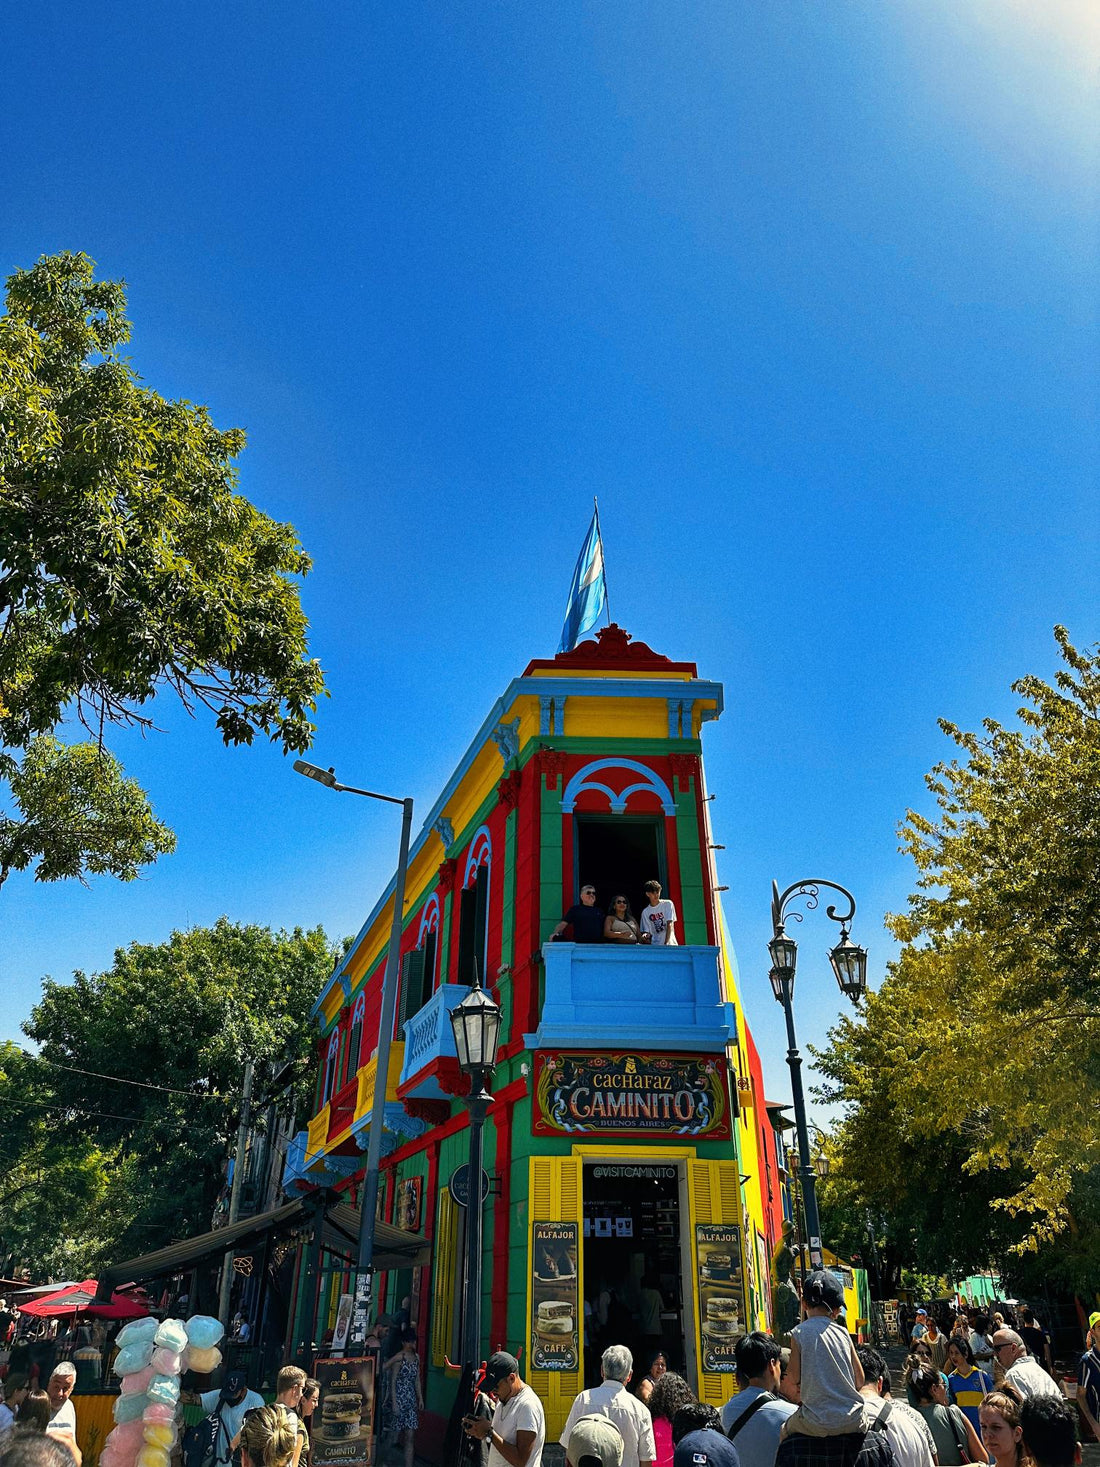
184 1315 224 1350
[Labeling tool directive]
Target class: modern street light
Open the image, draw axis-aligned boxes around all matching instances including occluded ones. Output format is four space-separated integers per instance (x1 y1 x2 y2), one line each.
293 758 415 1353
449 964 502 1390
768 878 867 1271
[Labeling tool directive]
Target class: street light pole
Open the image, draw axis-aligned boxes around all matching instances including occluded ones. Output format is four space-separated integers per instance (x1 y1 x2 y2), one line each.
294 759 414 1353
449 967 502 1430
768 878 867 1274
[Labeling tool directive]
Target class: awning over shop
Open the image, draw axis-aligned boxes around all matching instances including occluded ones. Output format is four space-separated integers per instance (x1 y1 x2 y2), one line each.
96 1195 429 1298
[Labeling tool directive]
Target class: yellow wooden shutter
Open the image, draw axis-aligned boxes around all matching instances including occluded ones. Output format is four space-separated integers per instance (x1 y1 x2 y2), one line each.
687 1158 747 1407
432 1188 459 1367
527 1155 584 1443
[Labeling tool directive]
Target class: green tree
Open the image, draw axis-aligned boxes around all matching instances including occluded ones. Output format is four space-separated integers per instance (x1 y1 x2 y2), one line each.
0 250 326 889
815 627 1100 1290
9 919 334 1274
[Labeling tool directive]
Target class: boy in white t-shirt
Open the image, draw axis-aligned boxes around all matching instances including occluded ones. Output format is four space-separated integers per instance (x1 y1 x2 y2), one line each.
639 881 677 946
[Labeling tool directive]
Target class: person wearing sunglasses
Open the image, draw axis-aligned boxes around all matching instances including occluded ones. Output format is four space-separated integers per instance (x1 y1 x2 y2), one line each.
603 897 640 943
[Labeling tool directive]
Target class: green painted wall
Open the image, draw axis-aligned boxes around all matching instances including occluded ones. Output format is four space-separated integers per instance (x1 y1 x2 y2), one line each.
539 772 563 943
674 771 708 943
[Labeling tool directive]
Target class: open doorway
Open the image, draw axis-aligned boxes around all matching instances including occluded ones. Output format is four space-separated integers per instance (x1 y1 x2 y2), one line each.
575 816 665 926
583 1162 684 1385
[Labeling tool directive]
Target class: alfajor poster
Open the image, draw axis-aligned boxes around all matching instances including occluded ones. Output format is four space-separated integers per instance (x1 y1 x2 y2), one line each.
530 1221 579 1371
696 1224 746 1372
313 1355 376 1467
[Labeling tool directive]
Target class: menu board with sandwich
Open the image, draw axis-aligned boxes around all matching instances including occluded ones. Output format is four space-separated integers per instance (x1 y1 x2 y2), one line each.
696 1224 746 1373
530 1221 579 1371
313 1355 376 1467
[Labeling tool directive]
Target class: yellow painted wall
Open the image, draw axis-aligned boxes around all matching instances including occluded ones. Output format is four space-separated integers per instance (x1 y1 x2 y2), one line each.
718 907 770 1331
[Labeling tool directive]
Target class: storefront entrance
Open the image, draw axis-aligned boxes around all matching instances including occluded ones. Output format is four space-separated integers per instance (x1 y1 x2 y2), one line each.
582 1161 686 1383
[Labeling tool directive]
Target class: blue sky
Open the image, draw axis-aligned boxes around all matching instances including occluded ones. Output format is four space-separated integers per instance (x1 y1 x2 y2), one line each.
3 1 1098 1116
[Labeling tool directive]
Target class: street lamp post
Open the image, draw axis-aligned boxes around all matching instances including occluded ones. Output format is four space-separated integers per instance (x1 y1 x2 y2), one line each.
449 967 502 1396
768 878 867 1272
294 759 415 1353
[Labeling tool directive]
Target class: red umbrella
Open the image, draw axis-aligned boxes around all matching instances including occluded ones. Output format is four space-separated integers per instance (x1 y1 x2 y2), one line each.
18 1280 149 1319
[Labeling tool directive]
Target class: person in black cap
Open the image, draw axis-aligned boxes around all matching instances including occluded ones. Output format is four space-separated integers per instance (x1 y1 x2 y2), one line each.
194 1370 265 1467
780 1272 865 1442
463 1353 545 1467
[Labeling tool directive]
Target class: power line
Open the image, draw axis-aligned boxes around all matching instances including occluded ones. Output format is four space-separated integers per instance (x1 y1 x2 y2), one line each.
14 1052 221 1099
0 1095 151 1125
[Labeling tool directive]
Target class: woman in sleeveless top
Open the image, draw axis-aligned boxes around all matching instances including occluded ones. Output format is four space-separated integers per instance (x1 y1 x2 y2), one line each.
604 896 640 942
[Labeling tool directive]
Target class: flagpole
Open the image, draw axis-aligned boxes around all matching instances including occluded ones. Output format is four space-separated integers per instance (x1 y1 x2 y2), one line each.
593 496 611 625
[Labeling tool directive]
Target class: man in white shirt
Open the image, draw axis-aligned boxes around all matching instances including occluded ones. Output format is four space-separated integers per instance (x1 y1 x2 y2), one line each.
46 1363 78 1449
856 1348 935 1467
464 1352 545 1467
560 1347 656 1467
639 882 677 946
993 1331 1064 1402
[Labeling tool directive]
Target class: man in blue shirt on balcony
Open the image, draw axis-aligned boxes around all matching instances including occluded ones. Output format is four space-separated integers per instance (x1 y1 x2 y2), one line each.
551 885 606 943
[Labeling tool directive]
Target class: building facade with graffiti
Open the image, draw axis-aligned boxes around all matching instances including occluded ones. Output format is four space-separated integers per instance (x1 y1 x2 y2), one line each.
282 626 790 1450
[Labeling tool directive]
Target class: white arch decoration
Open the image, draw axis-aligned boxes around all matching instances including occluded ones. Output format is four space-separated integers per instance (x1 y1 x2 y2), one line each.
560 757 676 816
417 893 441 947
463 825 492 888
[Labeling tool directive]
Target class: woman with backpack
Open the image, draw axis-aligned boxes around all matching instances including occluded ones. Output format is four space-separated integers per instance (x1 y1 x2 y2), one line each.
906 1366 983 1464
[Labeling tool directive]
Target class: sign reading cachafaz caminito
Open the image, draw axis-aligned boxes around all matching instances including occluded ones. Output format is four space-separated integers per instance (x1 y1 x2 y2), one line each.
533 1051 731 1138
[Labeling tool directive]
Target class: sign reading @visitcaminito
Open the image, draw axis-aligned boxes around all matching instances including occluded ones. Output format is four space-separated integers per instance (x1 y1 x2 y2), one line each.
533 1051 731 1139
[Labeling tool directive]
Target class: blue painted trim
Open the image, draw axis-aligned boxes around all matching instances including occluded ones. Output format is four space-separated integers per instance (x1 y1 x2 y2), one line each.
561 757 676 816
310 673 724 1021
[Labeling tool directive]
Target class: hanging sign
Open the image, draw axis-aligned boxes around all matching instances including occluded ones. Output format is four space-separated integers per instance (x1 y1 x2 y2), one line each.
696 1224 746 1373
448 1165 491 1208
530 1222 580 1372
533 1051 731 1139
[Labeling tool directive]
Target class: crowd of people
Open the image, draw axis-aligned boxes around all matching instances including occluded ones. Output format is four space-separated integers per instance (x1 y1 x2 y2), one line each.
0 1278 1095 1467
458 1273 1093 1467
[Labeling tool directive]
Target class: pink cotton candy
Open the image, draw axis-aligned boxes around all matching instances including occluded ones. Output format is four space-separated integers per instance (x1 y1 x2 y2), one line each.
150 1347 181 1375
121 1366 155 1396
142 1404 176 1426
108 1420 147 1451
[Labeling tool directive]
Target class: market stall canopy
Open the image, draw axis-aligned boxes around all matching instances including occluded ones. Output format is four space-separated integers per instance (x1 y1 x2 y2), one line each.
19 1280 150 1318
96 1195 428 1299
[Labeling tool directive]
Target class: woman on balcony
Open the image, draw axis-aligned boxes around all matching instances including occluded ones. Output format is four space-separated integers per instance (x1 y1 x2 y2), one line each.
604 896 641 943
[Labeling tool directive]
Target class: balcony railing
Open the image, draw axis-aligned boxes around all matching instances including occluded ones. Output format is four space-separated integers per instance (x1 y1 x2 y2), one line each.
533 942 736 1053
397 984 468 1097
328 1076 359 1141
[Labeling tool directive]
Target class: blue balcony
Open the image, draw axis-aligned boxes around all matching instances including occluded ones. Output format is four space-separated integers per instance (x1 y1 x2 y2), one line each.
397 984 469 1099
530 943 736 1053
280 1128 360 1194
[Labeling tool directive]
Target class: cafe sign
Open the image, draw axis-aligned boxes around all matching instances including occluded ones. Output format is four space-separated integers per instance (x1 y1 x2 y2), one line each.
533 1051 731 1139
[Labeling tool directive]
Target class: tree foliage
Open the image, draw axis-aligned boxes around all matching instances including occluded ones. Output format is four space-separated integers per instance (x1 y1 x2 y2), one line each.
5 920 334 1276
815 628 1100 1291
0 250 326 889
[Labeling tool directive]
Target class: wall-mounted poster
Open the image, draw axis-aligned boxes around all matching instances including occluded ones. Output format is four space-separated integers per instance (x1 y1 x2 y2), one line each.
331 1293 354 1353
397 1176 422 1232
696 1224 746 1373
313 1355 376 1467
530 1222 579 1372
534 1052 731 1139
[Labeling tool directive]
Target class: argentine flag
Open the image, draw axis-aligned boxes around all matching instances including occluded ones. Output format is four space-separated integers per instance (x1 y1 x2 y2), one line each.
558 507 607 653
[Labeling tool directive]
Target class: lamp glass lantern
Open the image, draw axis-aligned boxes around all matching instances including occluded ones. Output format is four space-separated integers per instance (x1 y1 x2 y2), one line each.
829 933 868 1002
449 976 502 1073
768 930 797 1003
814 1151 830 1179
